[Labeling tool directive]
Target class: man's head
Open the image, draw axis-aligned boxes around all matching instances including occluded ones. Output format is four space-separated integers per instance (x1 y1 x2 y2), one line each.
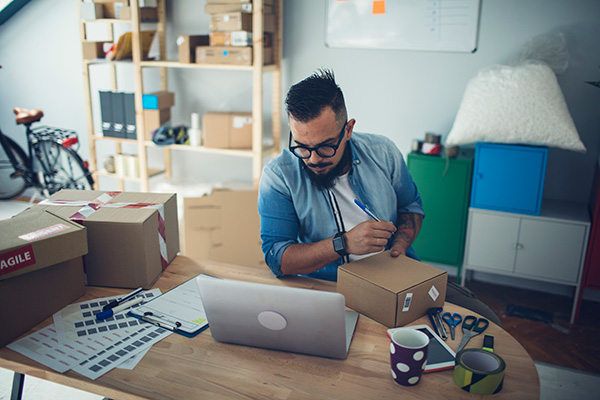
285 69 355 189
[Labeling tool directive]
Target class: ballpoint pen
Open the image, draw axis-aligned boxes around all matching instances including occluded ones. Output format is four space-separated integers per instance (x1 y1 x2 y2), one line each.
102 287 143 311
96 297 144 320
354 199 381 222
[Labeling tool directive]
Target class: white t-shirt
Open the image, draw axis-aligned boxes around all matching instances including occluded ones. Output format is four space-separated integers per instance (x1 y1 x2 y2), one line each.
330 172 385 262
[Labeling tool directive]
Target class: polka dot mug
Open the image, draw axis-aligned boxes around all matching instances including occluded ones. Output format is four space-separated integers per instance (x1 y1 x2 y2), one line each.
390 328 430 386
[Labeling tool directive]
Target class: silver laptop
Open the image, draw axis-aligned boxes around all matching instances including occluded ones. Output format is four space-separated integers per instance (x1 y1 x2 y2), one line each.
196 276 359 360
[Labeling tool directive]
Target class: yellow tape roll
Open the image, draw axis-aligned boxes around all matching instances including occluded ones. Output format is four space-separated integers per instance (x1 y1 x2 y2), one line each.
453 349 506 395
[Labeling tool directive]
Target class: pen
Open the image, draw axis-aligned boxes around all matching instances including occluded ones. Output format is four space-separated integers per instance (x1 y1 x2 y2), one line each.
96 297 144 320
102 287 143 311
354 199 381 222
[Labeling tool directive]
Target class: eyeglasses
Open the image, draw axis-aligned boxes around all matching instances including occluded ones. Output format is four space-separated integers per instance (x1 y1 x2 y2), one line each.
288 121 347 159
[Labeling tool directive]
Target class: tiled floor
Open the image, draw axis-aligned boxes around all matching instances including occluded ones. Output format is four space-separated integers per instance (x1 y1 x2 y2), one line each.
2 199 600 399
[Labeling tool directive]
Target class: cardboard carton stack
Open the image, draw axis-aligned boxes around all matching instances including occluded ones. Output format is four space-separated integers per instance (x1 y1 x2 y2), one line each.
196 0 276 66
0 211 87 347
142 91 175 141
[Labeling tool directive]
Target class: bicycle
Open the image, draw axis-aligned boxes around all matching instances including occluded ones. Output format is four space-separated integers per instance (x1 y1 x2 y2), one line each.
0 106 95 200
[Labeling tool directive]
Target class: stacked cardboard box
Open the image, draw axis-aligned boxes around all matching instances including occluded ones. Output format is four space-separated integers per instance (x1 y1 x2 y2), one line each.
203 111 252 149
142 91 175 140
196 0 276 66
0 211 87 347
19 190 180 289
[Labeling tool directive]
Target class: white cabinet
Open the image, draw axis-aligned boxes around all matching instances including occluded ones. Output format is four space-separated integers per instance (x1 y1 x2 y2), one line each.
461 200 590 323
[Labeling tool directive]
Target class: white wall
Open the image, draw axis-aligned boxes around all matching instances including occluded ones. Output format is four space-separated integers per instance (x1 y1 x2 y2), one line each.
1 0 599 200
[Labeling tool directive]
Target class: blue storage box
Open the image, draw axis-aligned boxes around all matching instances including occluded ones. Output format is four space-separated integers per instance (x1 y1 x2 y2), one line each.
142 91 175 110
470 143 548 216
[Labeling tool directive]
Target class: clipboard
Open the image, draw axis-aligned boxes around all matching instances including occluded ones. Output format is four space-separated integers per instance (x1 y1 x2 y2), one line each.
129 274 214 337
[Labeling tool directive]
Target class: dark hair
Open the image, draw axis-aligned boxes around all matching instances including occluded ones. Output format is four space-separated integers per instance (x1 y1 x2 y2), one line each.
285 68 347 127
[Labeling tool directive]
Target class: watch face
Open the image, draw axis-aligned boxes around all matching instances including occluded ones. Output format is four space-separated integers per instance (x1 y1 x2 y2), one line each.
333 233 346 256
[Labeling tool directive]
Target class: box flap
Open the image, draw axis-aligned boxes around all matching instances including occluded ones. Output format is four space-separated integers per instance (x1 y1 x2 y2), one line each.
0 210 87 280
338 251 446 293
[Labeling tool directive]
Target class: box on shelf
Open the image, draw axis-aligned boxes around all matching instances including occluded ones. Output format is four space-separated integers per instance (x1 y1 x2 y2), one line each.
183 189 266 269
18 190 180 289
119 6 158 22
82 41 105 60
337 252 447 328
209 31 272 47
177 35 209 63
144 108 171 141
81 2 104 20
142 91 175 110
470 143 548 216
195 45 273 66
0 210 87 347
210 12 275 32
84 21 114 42
203 111 252 149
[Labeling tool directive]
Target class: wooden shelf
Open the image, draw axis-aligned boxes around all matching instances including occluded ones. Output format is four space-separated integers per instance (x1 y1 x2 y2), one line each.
140 60 278 72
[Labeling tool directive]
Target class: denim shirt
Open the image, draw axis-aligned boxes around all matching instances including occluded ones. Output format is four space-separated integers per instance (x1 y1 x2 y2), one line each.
258 132 425 281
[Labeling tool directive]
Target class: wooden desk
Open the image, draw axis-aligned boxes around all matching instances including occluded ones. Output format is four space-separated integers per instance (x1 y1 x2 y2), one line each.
0 256 540 399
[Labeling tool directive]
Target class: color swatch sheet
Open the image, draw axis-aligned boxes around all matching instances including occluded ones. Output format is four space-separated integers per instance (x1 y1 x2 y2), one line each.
7 290 172 380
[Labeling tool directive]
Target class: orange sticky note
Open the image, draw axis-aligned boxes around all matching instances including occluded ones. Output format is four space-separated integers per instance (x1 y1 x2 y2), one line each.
372 0 385 14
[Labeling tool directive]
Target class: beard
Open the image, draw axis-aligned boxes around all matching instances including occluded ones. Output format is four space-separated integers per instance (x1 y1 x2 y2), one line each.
302 144 352 190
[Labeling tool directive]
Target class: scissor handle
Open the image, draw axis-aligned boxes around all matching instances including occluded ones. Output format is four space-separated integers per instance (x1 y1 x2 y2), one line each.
442 312 461 326
462 315 489 333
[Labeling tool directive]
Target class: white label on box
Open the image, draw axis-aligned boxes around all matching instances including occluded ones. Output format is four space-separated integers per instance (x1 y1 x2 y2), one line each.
18 223 70 242
429 285 440 301
233 116 252 128
176 35 185 46
402 293 413 312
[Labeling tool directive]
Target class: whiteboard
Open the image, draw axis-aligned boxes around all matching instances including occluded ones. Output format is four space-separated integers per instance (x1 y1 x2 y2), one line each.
325 0 481 53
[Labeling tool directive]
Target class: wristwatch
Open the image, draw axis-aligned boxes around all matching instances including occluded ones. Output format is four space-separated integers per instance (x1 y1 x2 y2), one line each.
333 232 348 257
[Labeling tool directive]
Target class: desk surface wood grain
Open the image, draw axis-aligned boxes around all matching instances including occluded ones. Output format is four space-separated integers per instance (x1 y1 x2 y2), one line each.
0 256 540 399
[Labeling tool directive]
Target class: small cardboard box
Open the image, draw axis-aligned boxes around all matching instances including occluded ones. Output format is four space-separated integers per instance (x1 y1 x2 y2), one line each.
142 91 175 110
203 111 252 149
337 252 447 327
177 35 209 63
119 6 158 21
195 45 273 66
182 189 266 269
144 108 171 140
82 41 105 60
209 12 275 32
19 190 180 289
0 211 87 347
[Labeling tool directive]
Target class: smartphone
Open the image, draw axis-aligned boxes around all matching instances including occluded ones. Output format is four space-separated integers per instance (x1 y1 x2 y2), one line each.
387 324 456 373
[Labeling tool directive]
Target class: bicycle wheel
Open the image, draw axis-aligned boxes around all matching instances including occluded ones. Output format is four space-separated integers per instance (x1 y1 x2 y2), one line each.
0 135 28 199
35 140 94 194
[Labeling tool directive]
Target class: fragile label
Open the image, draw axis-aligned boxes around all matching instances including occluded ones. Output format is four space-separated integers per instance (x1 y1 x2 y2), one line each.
429 285 440 301
402 293 413 312
0 244 36 276
18 223 70 242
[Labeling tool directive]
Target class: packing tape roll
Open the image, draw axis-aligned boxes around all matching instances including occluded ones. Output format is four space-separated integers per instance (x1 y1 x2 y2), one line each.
453 349 505 395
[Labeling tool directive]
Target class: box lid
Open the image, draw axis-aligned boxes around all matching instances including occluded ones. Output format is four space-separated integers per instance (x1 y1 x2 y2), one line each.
0 210 87 281
338 251 446 294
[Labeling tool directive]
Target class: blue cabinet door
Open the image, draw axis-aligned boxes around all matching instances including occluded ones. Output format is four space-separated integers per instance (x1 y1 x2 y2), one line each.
471 143 548 215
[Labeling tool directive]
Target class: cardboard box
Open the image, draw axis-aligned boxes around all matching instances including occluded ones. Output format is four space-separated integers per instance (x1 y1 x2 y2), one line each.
210 12 275 32
195 45 273 66
0 211 87 347
81 2 104 20
209 31 272 47
82 41 105 60
177 35 209 63
144 108 171 140
19 190 180 289
203 111 252 149
183 189 266 269
119 6 158 21
142 91 175 110
337 252 447 327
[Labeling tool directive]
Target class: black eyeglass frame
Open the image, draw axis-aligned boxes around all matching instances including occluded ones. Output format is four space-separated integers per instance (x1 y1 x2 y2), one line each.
288 121 348 160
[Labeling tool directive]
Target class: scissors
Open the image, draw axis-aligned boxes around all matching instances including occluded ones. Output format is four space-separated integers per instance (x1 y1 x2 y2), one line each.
441 312 462 340
455 315 489 353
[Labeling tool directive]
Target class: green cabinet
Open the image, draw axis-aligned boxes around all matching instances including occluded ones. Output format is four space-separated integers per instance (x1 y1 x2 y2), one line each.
407 152 473 278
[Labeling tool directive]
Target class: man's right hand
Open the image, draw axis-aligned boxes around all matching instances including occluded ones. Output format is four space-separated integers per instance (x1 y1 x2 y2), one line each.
344 220 396 255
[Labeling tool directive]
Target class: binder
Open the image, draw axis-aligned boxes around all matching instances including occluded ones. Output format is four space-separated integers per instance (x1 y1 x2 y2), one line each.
129 274 212 337
111 92 126 138
123 92 137 140
99 91 114 137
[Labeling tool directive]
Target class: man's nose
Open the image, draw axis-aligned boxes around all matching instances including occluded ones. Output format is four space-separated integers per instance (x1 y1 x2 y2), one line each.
308 151 324 165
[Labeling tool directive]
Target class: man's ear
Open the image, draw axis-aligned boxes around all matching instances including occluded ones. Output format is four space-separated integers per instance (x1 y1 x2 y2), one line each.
346 119 356 140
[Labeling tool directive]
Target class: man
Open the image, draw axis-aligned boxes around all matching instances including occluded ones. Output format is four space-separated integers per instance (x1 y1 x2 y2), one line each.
258 69 501 326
